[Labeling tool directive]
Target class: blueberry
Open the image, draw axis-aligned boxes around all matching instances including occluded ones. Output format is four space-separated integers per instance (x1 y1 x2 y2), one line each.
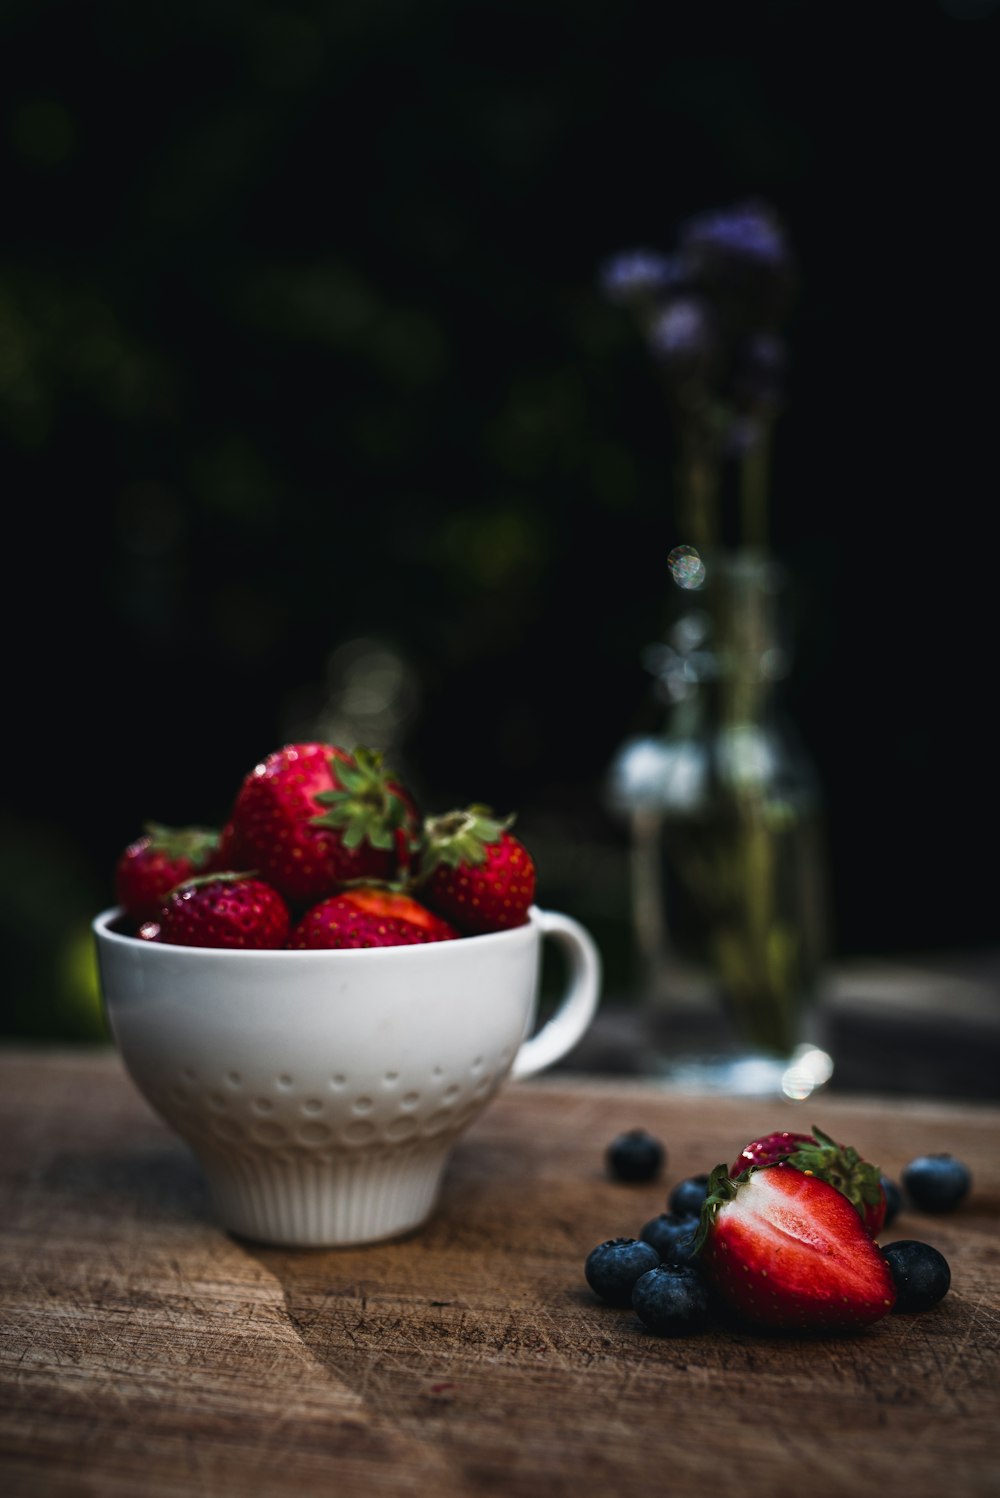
585 1237 661 1306
606 1128 665 1183
901 1153 972 1213
882 1239 952 1312
632 1264 711 1336
880 1173 903 1228
639 1212 699 1267
667 1174 710 1219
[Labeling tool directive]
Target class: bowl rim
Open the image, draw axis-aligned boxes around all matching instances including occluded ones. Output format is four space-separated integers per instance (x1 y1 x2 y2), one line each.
92 904 542 961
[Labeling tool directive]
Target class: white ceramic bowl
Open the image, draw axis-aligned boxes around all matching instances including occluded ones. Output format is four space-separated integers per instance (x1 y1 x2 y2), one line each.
93 905 601 1247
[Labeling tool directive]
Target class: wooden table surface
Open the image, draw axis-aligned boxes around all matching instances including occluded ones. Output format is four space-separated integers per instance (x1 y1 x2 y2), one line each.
2 1046 998 1498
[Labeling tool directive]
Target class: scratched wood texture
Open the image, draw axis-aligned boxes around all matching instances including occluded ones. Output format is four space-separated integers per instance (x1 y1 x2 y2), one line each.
1 1047 998 1498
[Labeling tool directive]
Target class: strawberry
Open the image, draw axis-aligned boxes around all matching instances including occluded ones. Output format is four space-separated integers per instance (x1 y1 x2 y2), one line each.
730 1129 815 1176
416 806 536 934
731 1124 887 1236
288 887 459 949
152 873 291 949
214 817 250 873
115 822 222 925
693 1161 897 1332
224 743 419 907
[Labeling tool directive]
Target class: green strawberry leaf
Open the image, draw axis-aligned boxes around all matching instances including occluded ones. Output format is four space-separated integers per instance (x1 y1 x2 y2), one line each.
144 822 221 868
690 1161 740 1257
784 1124 884 1215
310 746 412 850
413 805 514 881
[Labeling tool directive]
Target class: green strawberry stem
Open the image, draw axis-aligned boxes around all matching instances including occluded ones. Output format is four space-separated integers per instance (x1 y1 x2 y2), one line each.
334 875 409 894
690 1161 738 1257
168 869 260 891
143 822 221 866
783 1125 884 1218
311 746 412 852
409 805 513 886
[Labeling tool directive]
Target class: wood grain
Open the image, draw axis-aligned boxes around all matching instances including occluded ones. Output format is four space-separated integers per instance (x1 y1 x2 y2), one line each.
1 1048 998 1497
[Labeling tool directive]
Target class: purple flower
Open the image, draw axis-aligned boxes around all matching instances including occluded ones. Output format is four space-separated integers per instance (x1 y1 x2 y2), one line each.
598 247 686 308
677 199 796 328
679 200 791 271
599 198 798 544
648 296 718 380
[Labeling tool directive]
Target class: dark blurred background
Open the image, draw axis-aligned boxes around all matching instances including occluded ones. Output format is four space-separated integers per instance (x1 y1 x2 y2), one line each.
2 0 997 1041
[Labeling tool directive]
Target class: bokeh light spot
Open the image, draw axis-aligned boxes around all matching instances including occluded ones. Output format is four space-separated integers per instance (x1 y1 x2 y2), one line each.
668 545 706 590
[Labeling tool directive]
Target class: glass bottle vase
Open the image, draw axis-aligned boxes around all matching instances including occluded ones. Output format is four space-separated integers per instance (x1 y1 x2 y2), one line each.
610 548 834 1098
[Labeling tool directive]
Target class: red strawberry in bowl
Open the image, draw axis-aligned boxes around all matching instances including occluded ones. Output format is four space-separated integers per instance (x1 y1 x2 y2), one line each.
416 806 536 935
731 1124 887 1236
694 1161 896 1332
224 743 419 907
149 873 292 949
115 822 222 926
214 817 250 873
289 887 459 949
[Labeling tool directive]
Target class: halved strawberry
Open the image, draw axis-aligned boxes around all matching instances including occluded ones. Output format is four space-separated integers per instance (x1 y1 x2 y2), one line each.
153 874 291 949
288 887 459 949
114 822 222 925
224 743 419 907
731 1125 887 1236
416 806 536 934
694 1162 896 1332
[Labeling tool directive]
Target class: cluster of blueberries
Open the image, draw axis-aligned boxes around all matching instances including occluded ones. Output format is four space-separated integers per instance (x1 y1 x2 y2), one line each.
585 1128 970 1337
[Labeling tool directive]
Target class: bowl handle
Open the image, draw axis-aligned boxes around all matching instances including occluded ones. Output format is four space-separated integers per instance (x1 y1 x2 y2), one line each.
510 909 602 1080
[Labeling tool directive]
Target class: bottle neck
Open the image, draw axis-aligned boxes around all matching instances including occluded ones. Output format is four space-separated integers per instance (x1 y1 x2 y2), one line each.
665 548 789 730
